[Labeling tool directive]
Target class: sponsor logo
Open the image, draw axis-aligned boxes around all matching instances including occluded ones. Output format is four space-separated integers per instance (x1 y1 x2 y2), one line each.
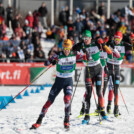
62 62 73 65
87 50 96 54
91 51 96 54
0 70 21 80
61 65 73 70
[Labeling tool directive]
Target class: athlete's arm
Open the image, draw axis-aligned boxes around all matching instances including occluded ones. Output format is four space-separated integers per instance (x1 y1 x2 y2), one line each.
97 38 112 54
108 41 121 58
72 42 82 52
44 53 59 66
123 42 132 51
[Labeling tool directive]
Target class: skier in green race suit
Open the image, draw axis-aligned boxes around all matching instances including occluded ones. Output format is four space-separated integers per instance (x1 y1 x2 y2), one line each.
72 30 114 124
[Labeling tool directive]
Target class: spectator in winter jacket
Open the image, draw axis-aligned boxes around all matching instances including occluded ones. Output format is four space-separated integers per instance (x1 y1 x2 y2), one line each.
15 23 25 39
12 14 21 31
23 20 32 38
65 5 70 23
67 16 74 34
38 2 48 29
35 22 43 37
46 28 52 39
0 2 5 18
2 33 9 40
0 21 7 34
33 10 40 28
25 11 34 28
25 49 32 61
98 2 105 16
35 46 45 59
6 4 13 27
80 9 87 19
74 17 84 35
59 7 67 26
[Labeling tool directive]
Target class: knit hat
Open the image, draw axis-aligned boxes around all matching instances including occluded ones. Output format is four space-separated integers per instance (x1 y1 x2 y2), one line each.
114 31 123 39
63 39 72 49
82 30 92 38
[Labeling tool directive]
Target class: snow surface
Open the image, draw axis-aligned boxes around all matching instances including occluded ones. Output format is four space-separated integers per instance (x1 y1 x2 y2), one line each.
0 85 134 134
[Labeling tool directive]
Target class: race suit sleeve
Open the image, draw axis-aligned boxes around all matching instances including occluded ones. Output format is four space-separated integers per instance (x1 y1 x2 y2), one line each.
44 53 59 66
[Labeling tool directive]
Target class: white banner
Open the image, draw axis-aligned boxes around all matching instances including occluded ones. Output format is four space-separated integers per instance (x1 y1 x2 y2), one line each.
33 64 132 86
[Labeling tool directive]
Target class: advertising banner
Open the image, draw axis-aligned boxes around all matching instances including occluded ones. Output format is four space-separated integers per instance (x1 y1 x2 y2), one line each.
0 66 30 85
31 63 134 86
0 63 134 86
0 63 31 85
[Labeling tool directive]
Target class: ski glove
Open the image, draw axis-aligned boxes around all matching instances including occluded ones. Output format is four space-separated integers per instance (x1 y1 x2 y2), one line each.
82 48 90 60
44 59 56 66
44 60 51 66
82 48 87 53
97 38 105 46
51 60 57 65
104 36 109 43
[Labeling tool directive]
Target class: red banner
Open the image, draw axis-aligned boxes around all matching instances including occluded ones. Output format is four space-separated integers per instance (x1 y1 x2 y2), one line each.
0 63 45 85
0 66 30 85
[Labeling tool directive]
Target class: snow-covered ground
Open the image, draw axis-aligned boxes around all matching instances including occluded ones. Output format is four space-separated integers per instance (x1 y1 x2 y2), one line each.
0 85 134 134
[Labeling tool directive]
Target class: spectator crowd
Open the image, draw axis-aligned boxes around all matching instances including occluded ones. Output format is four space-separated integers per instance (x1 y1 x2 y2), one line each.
0 1 134 63
0 2 47 62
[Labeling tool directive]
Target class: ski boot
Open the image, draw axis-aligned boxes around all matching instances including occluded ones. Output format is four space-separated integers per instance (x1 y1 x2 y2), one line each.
114 105 119 117
100 109 108 120
82 115 90 124
30 115 44 129
80 102 85 115
77 102 85 118
107 101 112 114
64 116 70 129
107 105 111 114
94 105 101 116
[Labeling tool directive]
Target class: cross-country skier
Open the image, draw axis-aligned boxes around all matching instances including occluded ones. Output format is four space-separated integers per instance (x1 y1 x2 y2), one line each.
30 39 82 130
105 31 132 117
72 30 113 124
77 35 120 117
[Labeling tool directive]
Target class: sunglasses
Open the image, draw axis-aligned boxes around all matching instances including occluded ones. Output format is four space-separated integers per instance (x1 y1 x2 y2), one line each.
83 37 91 41
63 47 71 50
114 38 121 42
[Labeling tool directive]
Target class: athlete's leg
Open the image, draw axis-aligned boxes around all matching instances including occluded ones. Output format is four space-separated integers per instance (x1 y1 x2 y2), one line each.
63 77 73 128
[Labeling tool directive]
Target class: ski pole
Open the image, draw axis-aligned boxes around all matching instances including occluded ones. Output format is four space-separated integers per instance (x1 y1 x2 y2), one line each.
111 53 129 114
70 67 82 114
119 87 129 114
85 56 102 124
0 64 52 112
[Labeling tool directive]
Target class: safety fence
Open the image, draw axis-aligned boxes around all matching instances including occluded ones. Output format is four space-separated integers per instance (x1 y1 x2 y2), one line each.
0 62 134 86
